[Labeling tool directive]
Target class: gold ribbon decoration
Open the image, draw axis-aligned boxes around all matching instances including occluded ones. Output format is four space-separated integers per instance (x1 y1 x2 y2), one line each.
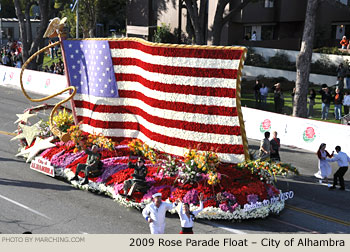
19 17 76 142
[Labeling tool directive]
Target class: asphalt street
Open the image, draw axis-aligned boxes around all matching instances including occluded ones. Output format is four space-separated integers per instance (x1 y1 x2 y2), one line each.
0 86 349 234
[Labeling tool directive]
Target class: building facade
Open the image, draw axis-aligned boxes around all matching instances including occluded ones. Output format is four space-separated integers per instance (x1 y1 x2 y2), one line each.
126 0 350 50
0 18 41 45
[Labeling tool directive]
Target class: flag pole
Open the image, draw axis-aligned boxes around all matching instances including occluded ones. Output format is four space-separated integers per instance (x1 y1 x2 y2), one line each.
58 33 79 125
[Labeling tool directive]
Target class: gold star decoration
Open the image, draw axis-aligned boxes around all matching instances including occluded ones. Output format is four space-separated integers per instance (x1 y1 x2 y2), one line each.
13 122 42 146
14 110 37 124
16 136 56 163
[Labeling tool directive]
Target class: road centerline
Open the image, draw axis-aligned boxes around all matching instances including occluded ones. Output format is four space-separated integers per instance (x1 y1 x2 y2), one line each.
286 204 350 227
0 193 52 220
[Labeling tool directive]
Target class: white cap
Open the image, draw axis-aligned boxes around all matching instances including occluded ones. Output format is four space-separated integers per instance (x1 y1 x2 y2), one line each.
152 193 162 198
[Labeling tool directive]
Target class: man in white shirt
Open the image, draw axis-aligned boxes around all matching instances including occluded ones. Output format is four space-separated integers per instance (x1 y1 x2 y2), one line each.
328 146 350 190
142 193 179 234
251 31 257 41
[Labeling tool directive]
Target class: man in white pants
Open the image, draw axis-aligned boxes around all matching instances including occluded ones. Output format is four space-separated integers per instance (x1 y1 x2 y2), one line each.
142 193 178 234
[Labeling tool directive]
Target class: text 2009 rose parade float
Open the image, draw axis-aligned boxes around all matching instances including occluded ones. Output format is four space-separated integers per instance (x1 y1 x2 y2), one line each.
13 17 298 221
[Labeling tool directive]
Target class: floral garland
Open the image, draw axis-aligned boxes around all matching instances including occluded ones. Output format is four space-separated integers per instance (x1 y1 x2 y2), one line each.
236 160 299 183
67 124 115 152
128 139 158 164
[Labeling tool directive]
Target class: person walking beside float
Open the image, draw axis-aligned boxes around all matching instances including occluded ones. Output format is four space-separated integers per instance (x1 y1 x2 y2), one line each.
142 193 179 234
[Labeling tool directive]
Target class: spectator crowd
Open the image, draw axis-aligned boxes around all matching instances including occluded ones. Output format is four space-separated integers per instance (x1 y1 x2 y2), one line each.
0 39 64 75
43 58 64 75
253 62 350 121
0 40 23 68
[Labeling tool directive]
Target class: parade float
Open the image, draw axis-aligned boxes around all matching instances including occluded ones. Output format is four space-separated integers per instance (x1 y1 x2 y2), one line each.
12 18 298 221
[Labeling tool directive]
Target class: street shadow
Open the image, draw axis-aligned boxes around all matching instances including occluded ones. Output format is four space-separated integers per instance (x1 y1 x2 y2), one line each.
279 173 350 185
0 157 28 164
0 177 75 191
279 147 314 154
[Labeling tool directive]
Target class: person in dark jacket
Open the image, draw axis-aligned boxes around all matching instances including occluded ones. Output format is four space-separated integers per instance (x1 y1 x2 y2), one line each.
122 157 149 197
70 145 102 185
308 89 316 118
272 83 284 114
270 131 281 162
253 79 262 108
319 86 332 120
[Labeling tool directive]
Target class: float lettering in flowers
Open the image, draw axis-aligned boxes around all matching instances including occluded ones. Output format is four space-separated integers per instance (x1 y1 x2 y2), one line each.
243 190 294 212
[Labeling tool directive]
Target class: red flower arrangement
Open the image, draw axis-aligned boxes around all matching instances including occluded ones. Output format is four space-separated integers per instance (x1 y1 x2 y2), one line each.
105 168 134 185
66 156 88 173
35 136 288 219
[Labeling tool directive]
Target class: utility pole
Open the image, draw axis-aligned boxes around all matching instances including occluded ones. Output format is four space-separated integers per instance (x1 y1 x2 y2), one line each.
71 0 79 38
0 3 2 45
76 0 79 39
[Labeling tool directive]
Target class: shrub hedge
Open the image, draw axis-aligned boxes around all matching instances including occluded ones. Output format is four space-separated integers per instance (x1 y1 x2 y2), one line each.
245 48 348 76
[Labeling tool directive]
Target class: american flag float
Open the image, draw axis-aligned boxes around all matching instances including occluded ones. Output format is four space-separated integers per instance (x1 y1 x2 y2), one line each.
62 38 249 164
15 25 292 220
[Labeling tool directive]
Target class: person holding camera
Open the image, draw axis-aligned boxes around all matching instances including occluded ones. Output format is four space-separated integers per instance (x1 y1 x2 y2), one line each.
319 86 332 120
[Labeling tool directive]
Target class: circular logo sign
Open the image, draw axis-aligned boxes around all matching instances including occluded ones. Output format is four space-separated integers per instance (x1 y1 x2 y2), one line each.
260 119 271 133
26 75 32 85
45 79 51 88
303 127 316 142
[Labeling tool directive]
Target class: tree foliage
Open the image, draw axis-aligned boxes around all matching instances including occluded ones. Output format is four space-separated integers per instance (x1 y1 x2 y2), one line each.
293 0 348 117
97 0 126 34
12 0 69 69
183 0 255 45
211 0 254 45
183 0 207 45
1 0 16 17
61 0 126 38
60 0 98 38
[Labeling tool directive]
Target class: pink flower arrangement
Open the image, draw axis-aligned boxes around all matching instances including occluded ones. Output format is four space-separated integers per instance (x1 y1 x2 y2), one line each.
182 189 199 204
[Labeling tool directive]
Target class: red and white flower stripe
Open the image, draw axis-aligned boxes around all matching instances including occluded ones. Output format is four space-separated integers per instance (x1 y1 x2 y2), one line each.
69 39 246 163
